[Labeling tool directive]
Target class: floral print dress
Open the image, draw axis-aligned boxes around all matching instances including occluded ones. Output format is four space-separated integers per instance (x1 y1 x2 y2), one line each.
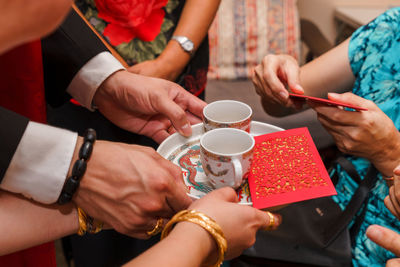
331 7 400 266
76 0 208 99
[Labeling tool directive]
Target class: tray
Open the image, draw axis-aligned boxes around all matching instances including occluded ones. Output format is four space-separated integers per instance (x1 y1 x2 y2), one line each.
157 121 284 205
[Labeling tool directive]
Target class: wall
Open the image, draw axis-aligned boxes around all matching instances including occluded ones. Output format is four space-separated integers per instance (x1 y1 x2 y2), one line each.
297 0 400 43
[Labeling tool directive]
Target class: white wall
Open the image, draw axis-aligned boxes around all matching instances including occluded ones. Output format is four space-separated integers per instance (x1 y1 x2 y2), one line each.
298 0 400 43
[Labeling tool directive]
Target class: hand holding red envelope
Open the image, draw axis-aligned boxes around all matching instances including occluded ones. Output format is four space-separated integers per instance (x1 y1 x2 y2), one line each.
289 93 368 111
248 127 337 210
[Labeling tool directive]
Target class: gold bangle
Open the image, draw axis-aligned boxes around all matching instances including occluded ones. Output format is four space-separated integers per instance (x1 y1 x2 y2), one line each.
77 207 103 236
161 210 227 267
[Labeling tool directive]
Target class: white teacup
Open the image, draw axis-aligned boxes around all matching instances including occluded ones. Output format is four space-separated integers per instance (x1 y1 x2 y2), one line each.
203 100 252 132
200 128 255 189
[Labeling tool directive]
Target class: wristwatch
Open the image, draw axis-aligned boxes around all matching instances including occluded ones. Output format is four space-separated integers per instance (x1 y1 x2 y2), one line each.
171 35 194 55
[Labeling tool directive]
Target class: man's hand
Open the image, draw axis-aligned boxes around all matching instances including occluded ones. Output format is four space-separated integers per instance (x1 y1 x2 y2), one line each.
93 70 206 143
72 137 192 238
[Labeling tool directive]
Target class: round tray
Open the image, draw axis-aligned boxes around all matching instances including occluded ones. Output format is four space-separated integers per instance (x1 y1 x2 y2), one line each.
157 121 284 205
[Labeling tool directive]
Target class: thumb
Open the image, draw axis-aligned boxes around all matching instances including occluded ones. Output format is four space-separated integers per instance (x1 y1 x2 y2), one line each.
327 92 366 107
209 187 239 203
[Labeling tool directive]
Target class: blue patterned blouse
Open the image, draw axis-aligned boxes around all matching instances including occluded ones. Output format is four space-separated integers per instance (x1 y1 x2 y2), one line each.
331 7 400 266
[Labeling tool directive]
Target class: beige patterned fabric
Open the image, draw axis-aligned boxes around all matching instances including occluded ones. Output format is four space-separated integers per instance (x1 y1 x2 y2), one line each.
208 0 300 80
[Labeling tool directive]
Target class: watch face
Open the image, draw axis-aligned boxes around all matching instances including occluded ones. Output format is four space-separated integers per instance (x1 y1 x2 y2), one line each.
182 41 194 52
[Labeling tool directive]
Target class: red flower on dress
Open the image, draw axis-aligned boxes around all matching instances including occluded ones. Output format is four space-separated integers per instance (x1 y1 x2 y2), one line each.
94 0 168 46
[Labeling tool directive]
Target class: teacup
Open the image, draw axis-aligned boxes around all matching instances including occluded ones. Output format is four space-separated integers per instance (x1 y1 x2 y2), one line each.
200 128 255 189
203 100 252 132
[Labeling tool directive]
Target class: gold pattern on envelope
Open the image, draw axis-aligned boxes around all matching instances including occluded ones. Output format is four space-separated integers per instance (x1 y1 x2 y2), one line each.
251 134 328 199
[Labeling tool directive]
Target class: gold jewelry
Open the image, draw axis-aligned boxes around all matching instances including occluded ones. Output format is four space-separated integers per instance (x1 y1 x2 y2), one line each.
77 207 103 236
147 218 164 236
161 210 227 267
264 211 276 231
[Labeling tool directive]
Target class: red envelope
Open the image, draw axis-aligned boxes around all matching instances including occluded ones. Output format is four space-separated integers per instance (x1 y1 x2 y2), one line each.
248 127 336 209
289 93 368 111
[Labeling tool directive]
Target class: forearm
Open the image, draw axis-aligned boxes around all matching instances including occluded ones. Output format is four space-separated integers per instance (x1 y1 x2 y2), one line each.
300 38 355 97
0 190 78 256
158 0 220 77
124 222 215 267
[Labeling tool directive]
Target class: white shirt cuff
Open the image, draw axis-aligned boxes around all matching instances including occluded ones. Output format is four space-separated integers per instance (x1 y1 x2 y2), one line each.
0 122 78 204
67 51 125 111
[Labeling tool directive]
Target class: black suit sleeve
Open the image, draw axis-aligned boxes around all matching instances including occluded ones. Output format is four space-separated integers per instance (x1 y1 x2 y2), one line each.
0 107 29 183
42 8 109 107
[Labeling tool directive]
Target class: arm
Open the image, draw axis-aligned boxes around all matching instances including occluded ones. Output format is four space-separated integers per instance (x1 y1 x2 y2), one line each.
124 188 280 267
129 0 221 81
0 190 77 256
253 39 355 116
41 8 125 109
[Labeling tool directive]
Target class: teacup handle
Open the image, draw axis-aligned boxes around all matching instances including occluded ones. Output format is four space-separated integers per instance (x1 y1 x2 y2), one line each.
232 158 243 188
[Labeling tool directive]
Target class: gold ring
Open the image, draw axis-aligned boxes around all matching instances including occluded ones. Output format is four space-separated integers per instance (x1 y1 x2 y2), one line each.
147 218 164 236
264 211 275 231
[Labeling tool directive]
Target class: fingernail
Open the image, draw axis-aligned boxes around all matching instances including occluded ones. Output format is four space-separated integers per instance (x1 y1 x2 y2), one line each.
180 123 191 136
394 166 400 176
367 225 382 241
294 84 304 93
274 214 282 227
279 91 288 100
328 92 339 98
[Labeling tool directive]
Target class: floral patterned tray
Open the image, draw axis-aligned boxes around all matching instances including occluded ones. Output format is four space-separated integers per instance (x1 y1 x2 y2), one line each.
157 122 283 205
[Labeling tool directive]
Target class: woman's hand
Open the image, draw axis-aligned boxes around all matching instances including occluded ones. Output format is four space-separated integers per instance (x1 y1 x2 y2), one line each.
252 54 304 108
128 57 183 82
385 166 400 220
187 187 281 264
310 92 400 176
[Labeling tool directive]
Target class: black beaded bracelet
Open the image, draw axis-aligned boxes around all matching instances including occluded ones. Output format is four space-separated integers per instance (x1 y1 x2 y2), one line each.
57 128 96 205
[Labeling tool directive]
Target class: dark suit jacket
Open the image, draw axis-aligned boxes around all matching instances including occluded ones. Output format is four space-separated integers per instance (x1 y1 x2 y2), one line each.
0 9 109 183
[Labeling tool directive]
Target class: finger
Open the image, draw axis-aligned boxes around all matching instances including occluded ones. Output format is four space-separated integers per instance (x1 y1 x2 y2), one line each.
259 210 282 231
260 56 289 101
315 113 353 135
366 224 400 256
387 258 400 267
328 92 371 110
384 195 400 220
158 157 189 194
282 62 303 94
253 69 274 100
184 93 207 120
185 111 203 125
154 85 194 137
310 102 362 126
209 187 239 203
388 187 400 219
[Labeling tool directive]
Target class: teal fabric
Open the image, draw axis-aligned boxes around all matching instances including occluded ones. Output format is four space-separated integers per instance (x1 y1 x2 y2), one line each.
331 7 400 266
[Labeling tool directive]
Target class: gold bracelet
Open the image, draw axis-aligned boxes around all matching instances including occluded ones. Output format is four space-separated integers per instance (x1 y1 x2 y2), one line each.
77 207 103 236
161 210 227 267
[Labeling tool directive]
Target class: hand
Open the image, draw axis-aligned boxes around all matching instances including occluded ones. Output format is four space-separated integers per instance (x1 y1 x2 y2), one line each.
310 92 400 176
252 54 304 108
73 138 192 238
128 57 182 82
367 225 400 266
93 70 206 143
186 187 281 264
385 166 400 220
